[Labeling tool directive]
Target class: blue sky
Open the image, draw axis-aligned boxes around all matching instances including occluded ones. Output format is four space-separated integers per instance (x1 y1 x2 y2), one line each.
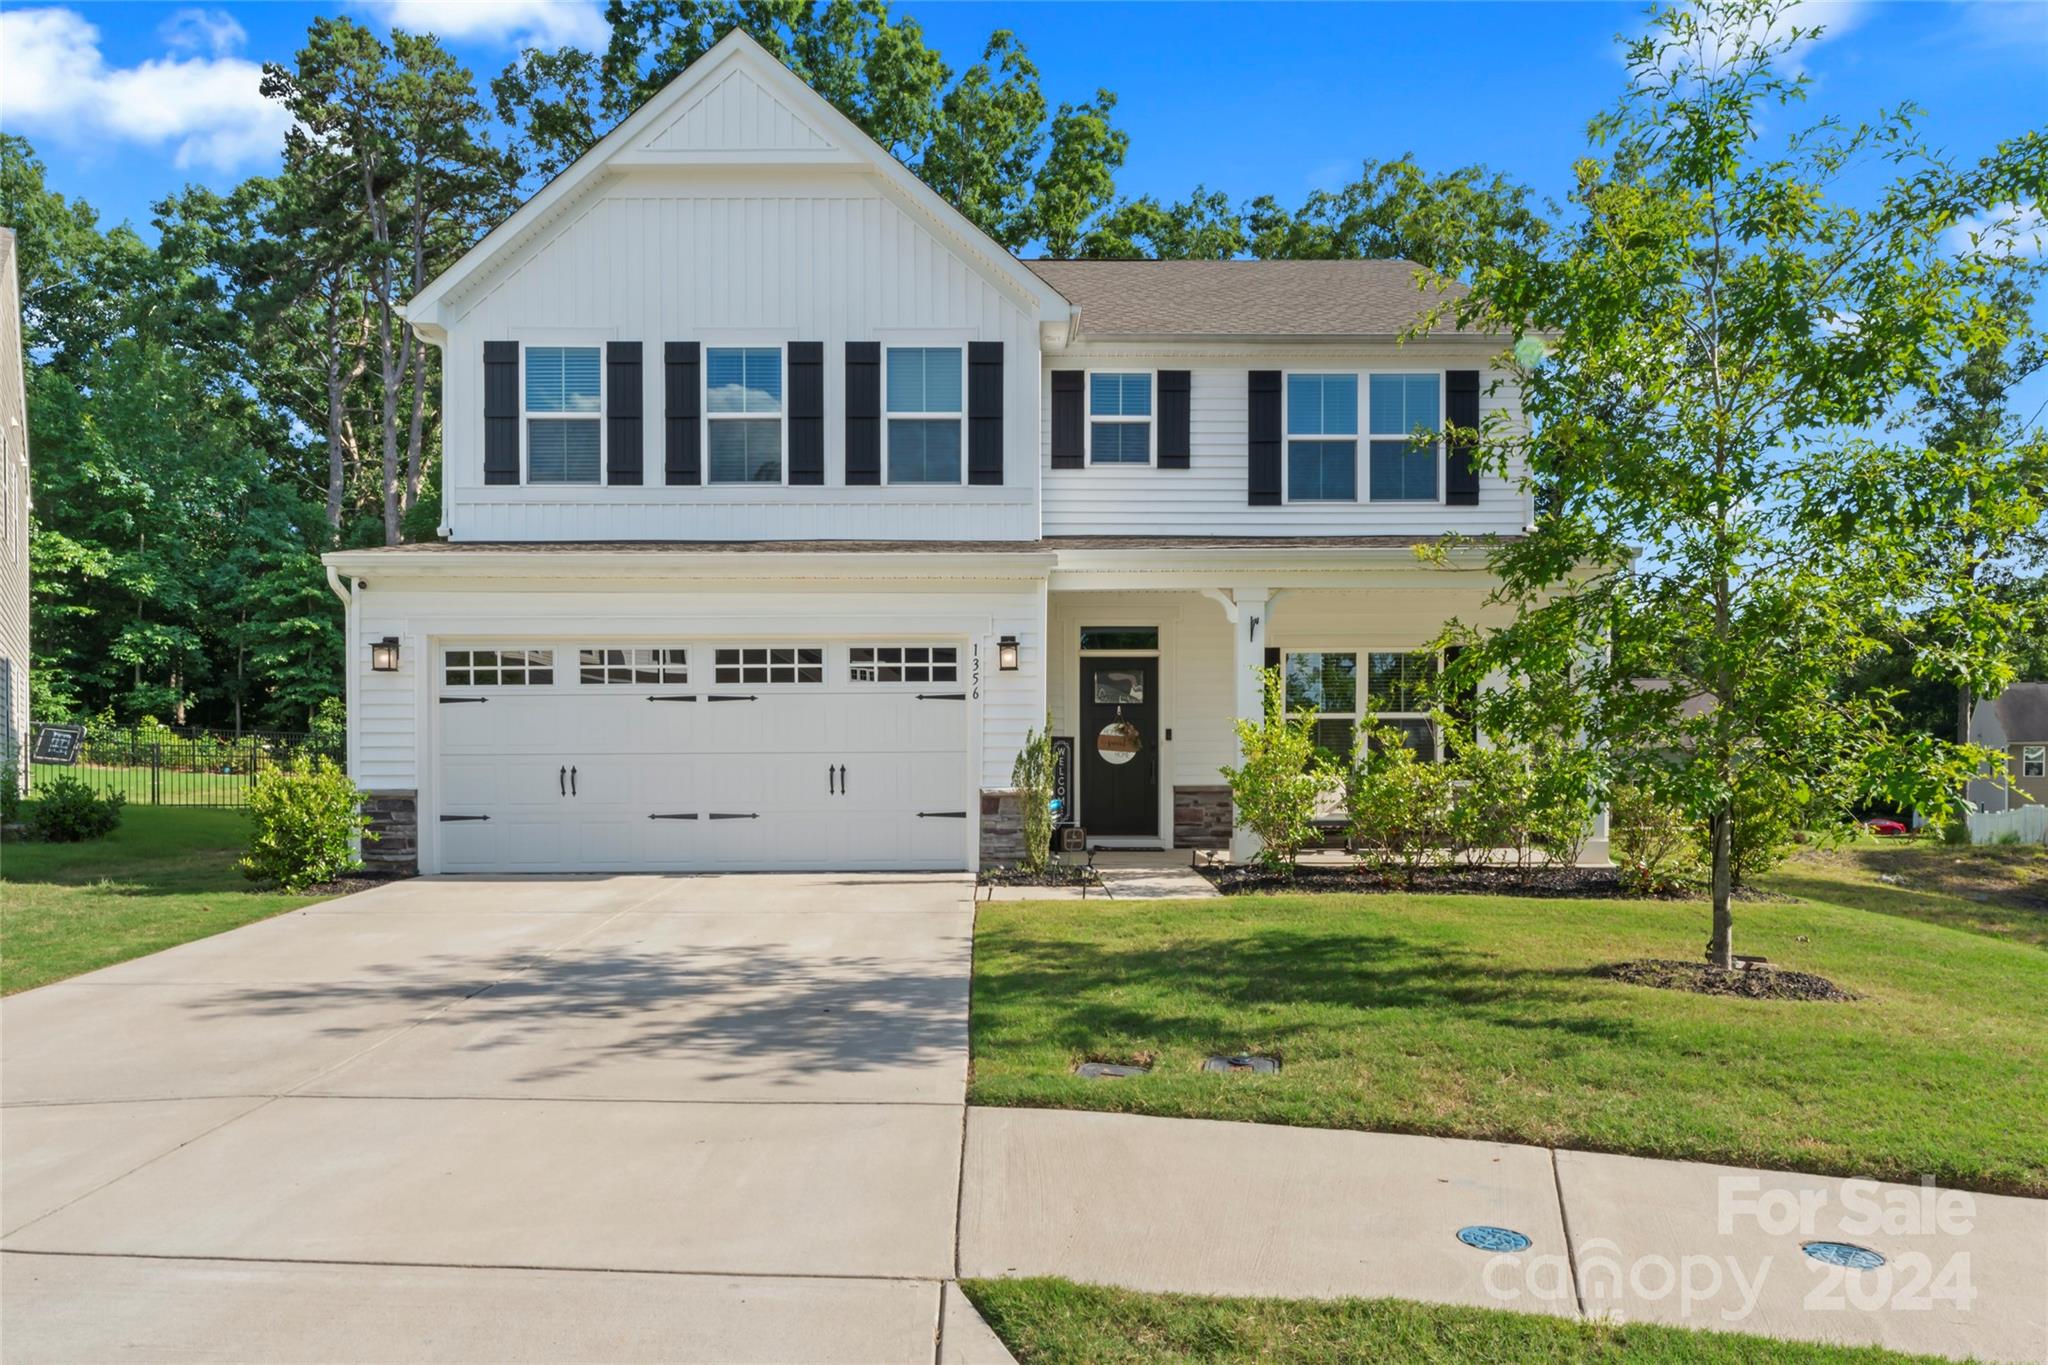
3 0 2041 239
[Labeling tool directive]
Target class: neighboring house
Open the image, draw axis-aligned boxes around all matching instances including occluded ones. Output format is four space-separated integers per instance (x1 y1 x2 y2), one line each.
0 229 28 785
1967 683 2048 812
322 31 1567 875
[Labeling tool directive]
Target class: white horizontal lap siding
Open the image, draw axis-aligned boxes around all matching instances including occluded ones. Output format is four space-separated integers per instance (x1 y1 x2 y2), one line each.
1041 346 1529 537
443 173 1041 542
1272 586 1521 645
354 608 420 791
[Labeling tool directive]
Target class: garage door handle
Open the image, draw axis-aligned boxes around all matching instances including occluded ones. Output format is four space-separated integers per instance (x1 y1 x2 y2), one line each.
647 694 697 702
706 694 758 702
828 765 836 795
708 812 759 820
439 696 487 705
648 813 698 820
838 764 847 794
559 766 566 795
440 814 489 822
917 692 967 700
570 766 578 796
918 811 968 819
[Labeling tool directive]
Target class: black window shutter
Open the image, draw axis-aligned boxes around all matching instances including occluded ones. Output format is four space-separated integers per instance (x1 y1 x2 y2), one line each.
787 342 824 485
968 341 1004 485
1050 371 1084 469
483 341 519 485
606 342 643 485
845 342 880 485
1445 370 1481 506
664 342 700 486
1247 370 1281 505
1158 370 1191 469
1263 647 1280 670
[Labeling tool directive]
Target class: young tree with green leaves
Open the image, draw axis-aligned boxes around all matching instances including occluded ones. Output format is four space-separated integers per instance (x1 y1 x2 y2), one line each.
1441 0 2047 967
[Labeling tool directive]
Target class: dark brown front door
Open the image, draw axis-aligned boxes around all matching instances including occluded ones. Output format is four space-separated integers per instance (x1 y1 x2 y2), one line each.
1080 657 1158 837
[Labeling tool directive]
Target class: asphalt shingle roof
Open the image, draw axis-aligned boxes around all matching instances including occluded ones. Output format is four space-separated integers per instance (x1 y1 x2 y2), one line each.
1991 683 2048 741
1024 259 1482 340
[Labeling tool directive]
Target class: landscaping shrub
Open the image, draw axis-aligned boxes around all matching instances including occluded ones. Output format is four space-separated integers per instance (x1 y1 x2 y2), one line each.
26 775 126 842
1445 744 1535 870
1610 782 1702 895
308 696 347 754
1525 740 1598 873
1345 724 1456 885
1 757 20 826
1011 721 1056 874
1726 770 1801 887
240 754 370 890
1222 667 1336 871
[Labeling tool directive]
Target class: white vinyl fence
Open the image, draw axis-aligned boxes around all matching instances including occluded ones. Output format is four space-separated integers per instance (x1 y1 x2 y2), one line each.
1966 805 2048 845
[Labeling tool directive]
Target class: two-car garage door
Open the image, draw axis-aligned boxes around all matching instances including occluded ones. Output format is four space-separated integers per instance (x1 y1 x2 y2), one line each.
434 641 970 873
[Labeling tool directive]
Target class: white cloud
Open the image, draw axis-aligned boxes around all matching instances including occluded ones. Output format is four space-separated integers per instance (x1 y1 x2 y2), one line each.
355 0 609 50
1632 0 1867 78
0 7 289 173
1944 202 2046 259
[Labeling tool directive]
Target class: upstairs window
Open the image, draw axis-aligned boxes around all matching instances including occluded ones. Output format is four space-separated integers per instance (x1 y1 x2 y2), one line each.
706 347 783 483
1285 374 1357 501
525 347 601 484
2024 745 2046 778
1368 374 1442 501
1090 373 1152 463
885 347 964 484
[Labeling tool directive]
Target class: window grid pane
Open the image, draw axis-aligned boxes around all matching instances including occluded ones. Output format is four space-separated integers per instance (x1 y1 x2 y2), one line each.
713 646 825 685
850 644 959 683
1287 440 1357 501
1368 651 1437 713
1369 373 1439 438
445 647 554 688
707 348 782 414
577 646 687 685
1090 421 1150 463
1284 652 1358 716
708 419 782 483
1090 372 1151 417
1369 440 1437 501
525 347 601 414
1286 374 1358 436
886 348 962 413
528 419 601 483
887 420 962 483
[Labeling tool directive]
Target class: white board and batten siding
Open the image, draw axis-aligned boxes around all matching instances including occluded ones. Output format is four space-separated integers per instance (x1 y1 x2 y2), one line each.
1040 347 1532 538
440 169 1043 544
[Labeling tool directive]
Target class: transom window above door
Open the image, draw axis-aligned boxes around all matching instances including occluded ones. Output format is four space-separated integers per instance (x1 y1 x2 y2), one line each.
849 645 958 683
715 646 823 685
706 347 783 484
1079 626 1159 651
445 648 554 687
1286 374 1358 501
524 347 601 484
579 647 688 685
885 347 964 484
1090 372 1152 463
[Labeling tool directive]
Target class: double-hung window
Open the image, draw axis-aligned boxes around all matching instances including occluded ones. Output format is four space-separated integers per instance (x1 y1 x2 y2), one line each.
1367 651 1440 758
706 346 783 483
1286 374 1358 501
1283 652 1360 760
885 347 964 483
2024 745 2046 779
1368 374 1442 501
1090 372 1152 463
524 346 602 483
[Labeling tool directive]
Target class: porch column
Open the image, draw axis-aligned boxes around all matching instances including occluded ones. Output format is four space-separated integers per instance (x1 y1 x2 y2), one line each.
1229 586 1274 863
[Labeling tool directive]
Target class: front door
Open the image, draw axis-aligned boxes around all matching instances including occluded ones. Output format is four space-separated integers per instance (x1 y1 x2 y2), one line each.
1080 656 1158 837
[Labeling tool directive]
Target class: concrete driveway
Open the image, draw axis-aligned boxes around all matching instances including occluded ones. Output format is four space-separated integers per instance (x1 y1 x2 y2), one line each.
2 873 979 1363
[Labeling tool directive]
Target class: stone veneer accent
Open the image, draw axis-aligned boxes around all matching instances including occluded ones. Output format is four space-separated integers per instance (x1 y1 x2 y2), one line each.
1173 784 1235 849
360 789 418 875
979 787 1026 866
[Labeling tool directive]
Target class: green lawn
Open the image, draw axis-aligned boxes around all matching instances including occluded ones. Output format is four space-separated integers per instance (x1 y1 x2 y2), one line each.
1 805 328 994
29 762 257 806
969 856 2048 1197
1762 840 2048 948
962 1278 1941 1364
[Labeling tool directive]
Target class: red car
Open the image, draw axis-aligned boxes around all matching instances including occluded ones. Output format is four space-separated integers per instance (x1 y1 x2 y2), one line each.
1866 818 1909 838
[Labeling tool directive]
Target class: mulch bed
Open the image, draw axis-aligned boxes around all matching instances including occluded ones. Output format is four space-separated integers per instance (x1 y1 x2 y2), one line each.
294 871 413 897
977 863 1102 888
1198 863 1788 901
1592 958 1858 1002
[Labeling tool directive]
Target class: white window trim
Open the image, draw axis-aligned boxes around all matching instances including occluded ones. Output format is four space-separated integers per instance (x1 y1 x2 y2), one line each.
521 344 605 486
882 344 968 487
702 344 790 488
1085 368 1156 467
1279 370 1449 506
441 643 560 690
2023 745 2046 778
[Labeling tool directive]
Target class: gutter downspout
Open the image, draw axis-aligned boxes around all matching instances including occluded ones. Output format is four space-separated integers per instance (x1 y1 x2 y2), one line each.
325 567 363 858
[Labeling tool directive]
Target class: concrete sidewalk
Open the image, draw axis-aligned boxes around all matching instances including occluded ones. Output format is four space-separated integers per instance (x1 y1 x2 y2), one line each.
959 1108 2048 1364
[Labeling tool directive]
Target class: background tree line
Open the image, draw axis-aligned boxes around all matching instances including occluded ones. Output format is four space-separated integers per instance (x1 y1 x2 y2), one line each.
7 0 1549 733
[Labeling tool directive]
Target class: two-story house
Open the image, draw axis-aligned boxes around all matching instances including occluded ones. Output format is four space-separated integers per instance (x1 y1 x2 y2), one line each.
322 30 1554 876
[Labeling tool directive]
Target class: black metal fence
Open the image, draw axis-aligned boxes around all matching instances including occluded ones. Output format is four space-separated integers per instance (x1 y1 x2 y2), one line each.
24 723 345 808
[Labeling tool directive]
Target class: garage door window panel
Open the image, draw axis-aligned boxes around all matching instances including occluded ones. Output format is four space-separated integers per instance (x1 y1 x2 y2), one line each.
715 646 824 685
579 647 688 685
444 648 554 688
849 645 959 684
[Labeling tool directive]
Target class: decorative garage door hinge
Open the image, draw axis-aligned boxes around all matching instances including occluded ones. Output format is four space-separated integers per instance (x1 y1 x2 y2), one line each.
708 812 760 820
438 696 487 704
917 811 968 819
706 694 758 702
916 692 967 700
646 694 697 702
439 814 490 822
648 812 699 820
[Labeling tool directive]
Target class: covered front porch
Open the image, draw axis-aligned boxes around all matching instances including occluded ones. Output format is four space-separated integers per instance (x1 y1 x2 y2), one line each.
1042 541 1525 862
